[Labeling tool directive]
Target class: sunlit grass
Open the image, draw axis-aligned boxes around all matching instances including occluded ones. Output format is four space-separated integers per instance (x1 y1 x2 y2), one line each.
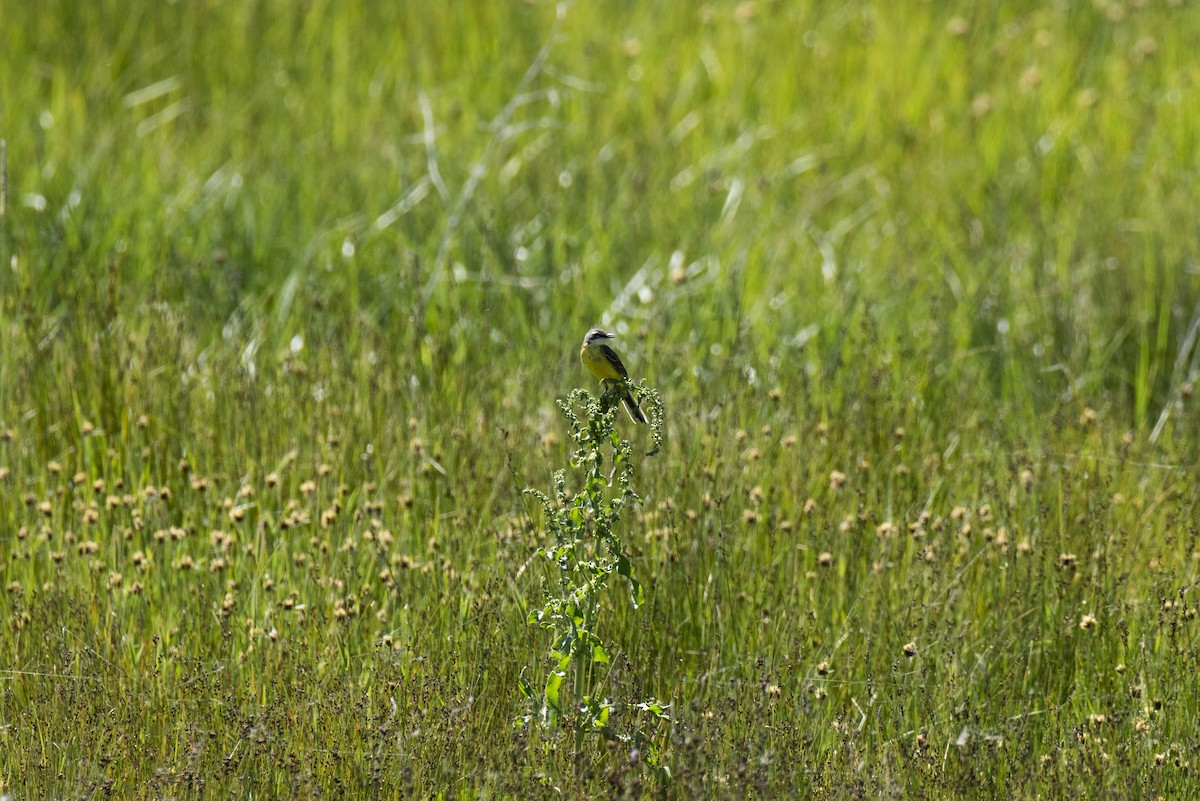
3 0 1200 797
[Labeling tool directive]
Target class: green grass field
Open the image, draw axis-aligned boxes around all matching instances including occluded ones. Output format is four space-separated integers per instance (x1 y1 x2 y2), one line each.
3 1 1200 797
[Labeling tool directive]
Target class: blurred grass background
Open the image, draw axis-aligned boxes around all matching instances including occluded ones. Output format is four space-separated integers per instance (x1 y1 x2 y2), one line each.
3 0 1200 797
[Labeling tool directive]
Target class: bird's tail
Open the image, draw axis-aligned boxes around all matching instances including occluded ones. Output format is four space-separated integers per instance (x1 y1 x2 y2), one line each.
621 387 648 424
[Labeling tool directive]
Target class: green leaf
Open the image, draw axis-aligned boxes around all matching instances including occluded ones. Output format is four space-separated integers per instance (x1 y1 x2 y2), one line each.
629 579 644 608
592 643 609 664
553 632 575 658
544 670 564 712
635 700 671 720
615 553 645 607
517 668 537 701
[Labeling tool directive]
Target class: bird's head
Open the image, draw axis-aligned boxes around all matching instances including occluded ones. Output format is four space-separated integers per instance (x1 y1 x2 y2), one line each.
583 328 615 345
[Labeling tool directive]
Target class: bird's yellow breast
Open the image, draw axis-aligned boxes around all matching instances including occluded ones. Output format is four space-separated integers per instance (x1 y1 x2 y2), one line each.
580 342 626 381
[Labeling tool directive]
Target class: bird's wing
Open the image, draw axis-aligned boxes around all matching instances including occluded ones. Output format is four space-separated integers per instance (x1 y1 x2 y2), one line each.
599 344 630 379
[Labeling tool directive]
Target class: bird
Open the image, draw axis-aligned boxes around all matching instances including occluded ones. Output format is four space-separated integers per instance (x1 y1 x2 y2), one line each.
579 328 648 424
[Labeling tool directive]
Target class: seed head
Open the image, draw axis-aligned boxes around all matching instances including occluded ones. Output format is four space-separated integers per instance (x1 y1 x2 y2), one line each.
971 93 993 118
1019 65 1043 91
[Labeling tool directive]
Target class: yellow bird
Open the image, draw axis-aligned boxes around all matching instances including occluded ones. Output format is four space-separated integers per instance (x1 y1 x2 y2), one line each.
580 328 648 424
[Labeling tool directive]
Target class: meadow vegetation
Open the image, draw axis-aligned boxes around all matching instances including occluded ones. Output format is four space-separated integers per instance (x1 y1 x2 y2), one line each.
2 0 1200 797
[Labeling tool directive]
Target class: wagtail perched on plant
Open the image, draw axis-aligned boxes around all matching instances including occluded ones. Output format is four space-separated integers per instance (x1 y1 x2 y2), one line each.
580 328 648 424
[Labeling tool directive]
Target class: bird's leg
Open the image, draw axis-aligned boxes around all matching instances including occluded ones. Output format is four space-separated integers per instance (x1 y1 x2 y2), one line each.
598 379 622 411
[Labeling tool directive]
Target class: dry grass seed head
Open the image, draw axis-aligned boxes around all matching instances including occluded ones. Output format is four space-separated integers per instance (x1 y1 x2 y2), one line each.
1019 469 1034 491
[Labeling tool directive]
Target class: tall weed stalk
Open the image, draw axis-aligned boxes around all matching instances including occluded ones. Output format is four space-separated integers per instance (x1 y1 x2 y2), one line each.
520 381 669 761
